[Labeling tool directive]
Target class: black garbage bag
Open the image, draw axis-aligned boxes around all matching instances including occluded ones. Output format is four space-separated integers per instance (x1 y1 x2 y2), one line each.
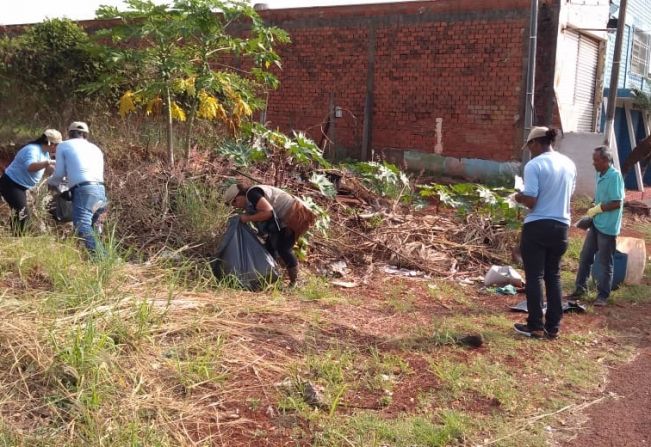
49 194 73 223
211 216 280 291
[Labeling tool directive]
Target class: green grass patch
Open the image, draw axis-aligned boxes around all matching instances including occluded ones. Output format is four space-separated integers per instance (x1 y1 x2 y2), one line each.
314 410 470 447
427 280 470 305
296 275 340 303
386 283 417 313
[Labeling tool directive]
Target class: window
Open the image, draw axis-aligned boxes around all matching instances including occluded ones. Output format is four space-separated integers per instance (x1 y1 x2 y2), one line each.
630 29 650 77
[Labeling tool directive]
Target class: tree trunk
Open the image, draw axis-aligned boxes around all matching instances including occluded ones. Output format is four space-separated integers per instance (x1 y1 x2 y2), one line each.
185 97 198 159
165 85 175 167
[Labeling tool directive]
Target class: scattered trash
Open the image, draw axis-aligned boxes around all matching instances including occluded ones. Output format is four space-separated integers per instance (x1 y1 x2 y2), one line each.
383 265 429 278
484 265 523 287
302 381 327 409
509 299 587 314
330 280 358 288
265 405 276 418
327 260 349 277
495 284 518 295
457 277 477 286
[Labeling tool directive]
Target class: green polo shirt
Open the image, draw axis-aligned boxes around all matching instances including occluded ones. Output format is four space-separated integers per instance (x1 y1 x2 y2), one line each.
593 165 625 236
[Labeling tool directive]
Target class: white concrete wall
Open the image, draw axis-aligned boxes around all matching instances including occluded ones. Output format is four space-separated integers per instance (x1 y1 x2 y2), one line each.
556 132 604 197
559 0 610 39
554 0 610 133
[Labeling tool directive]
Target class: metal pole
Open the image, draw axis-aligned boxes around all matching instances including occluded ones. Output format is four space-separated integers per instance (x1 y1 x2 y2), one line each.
522 0 538 166
361 25 376 161
603 0 628 168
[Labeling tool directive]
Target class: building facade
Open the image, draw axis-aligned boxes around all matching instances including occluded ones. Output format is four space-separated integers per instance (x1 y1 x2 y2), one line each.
602 0 651 188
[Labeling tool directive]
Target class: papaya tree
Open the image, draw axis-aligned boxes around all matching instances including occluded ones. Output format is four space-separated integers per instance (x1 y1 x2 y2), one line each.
97 0 191 166
96 0 289 166
173 0 289 157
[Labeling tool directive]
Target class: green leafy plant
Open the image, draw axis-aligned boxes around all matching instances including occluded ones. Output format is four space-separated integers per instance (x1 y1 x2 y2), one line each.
295 196 330 261
216 139 267 167
348 161 410 199
250 124 330 186
419 182 521 228
301 196 330 235
309 173 337 199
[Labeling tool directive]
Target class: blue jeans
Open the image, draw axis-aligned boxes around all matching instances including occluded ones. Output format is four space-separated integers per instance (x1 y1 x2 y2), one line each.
72 184 107 252
521 219 569 335
575 225 616 300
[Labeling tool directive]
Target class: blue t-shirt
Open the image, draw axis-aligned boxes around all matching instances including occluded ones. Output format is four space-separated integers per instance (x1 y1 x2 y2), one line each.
4 143 50 189
522 151 577 225
593 165 625 236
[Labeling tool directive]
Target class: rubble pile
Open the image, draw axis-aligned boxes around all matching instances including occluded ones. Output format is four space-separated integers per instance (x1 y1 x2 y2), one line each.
104 150 516 278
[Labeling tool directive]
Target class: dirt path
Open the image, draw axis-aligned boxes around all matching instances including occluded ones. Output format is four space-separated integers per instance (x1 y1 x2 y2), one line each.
563 300 651 447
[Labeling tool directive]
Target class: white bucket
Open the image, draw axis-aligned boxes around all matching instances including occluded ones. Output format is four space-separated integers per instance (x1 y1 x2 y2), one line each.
616 237 647 285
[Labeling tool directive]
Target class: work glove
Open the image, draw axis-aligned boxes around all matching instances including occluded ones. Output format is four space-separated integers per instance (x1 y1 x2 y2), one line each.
586 203 603 218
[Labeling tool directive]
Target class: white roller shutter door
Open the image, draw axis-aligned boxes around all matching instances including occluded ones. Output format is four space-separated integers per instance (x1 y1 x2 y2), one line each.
557 30 599 132
558 30 579 115
575 34 599 132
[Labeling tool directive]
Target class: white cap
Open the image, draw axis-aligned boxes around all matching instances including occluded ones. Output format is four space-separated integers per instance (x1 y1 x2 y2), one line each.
43 129 62 144
223 184 240 204
68 121 89 134
521 126 549 150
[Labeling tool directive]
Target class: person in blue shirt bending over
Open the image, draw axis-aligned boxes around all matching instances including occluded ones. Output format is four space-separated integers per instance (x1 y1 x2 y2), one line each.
0 129 62 234
513 126 577 340
48 122 107 254
569 146 625 307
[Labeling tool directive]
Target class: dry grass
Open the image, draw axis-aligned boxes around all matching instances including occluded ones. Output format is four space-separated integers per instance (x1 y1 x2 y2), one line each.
0 224 649 446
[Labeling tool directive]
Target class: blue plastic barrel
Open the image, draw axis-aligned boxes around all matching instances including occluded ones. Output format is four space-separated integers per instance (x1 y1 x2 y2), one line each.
591 250 628 290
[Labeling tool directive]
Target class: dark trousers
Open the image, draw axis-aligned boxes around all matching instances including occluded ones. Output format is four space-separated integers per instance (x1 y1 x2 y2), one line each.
575 225 617 299
265 227 298 269
521 219 569 334
0 174 29 234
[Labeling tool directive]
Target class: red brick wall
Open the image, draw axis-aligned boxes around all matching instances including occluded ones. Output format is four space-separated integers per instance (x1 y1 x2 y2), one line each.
261 0 548 162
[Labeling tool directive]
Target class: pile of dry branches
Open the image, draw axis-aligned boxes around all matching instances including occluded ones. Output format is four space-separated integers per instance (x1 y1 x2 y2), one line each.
103 151 516 278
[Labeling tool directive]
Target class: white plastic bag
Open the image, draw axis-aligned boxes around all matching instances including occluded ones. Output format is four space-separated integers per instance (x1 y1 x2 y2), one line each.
484 265 523 287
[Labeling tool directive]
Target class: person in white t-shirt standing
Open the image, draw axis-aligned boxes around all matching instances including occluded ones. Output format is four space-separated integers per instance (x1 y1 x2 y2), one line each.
49 122 107 254
513 126 577 340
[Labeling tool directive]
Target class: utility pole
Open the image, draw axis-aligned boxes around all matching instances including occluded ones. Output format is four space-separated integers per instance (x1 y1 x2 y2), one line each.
522 0 538 166
603 0 628 169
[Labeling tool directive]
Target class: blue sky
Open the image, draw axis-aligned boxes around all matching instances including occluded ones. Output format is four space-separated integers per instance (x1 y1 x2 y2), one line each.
1 0 413 25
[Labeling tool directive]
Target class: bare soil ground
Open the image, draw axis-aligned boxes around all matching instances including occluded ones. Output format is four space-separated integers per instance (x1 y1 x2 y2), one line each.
563 300 651 447
561 206 651 447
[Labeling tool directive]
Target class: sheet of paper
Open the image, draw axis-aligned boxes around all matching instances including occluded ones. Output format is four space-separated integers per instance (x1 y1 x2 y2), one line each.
514 175 524 192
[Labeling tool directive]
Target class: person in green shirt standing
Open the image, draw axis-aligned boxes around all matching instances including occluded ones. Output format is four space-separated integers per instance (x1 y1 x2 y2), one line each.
570 146 625 306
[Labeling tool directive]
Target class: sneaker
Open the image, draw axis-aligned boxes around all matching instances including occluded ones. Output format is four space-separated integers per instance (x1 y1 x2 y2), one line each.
544 329 559 340
593 297 608 307
514 323 544 338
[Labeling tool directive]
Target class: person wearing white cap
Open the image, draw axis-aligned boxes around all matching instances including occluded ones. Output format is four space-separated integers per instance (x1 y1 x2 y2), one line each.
49 121 107 253
0 128 62 234
513 126 576 340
